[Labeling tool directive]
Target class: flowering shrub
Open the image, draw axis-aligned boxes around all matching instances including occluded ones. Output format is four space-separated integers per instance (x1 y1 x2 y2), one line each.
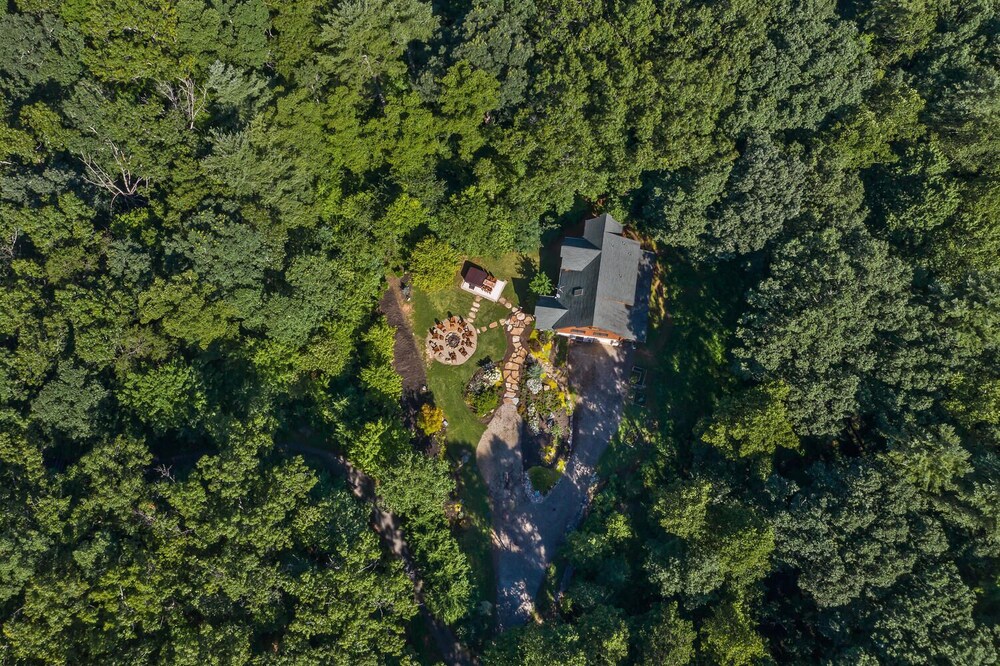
542 441 558 464
483 366 502 385
464 362 503 418
417 404 445 435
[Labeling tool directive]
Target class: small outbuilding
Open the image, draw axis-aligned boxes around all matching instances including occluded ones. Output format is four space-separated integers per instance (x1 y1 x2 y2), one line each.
460 262 506 302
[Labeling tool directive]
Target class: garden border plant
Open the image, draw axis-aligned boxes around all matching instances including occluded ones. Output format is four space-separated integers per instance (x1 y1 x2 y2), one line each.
464 358 505 420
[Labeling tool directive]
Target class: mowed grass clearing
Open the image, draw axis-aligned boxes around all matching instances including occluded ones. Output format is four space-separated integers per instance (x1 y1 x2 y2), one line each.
410 283 510 447
407 255 530 622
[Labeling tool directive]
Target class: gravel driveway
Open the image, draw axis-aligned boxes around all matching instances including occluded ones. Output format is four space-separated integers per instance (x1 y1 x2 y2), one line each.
476 341 631 628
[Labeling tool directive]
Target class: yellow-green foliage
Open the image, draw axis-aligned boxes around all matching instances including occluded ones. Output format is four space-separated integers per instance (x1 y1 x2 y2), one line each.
528 466 562 494
409 236 461 291
417 403 445 435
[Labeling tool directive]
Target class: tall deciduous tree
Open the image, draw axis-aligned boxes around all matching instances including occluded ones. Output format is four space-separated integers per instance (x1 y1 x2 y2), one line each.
736 168 912 434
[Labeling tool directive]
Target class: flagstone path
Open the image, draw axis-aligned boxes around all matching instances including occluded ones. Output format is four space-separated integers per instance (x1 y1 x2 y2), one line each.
467 295 481 324
496 297 532 404
467 295 533 404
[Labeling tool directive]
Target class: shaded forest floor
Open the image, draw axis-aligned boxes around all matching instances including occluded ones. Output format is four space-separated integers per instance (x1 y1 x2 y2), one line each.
636 254 749 440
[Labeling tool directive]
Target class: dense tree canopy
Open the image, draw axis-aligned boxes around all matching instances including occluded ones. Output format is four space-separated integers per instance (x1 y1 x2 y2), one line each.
1 0 998 662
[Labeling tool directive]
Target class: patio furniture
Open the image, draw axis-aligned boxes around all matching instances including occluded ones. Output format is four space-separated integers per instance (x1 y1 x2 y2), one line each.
426 315 478 365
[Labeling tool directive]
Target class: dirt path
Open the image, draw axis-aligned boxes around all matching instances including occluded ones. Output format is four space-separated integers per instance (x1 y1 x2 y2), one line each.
380 276 426 392
380 277 429 429
282 443 473 665
476 342 631 628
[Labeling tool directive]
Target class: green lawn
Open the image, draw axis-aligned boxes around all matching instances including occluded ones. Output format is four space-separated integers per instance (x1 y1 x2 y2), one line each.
528 466 562 494
410 284 510 447
407 255 532 621
471 252 537 309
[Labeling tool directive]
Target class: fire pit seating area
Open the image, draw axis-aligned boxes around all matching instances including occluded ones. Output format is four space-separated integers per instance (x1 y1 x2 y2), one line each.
427 316 478 365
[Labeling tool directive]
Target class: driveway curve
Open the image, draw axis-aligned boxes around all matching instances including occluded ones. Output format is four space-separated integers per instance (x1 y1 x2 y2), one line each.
476 342 631 629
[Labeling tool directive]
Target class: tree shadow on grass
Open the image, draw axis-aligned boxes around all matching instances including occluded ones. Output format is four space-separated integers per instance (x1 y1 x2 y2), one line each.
513 198 593 312
445 437 497 646
511 254 538 310
643 254 750 442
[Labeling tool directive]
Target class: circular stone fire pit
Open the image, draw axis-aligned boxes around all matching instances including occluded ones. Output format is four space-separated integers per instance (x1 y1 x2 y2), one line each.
427 316 478 365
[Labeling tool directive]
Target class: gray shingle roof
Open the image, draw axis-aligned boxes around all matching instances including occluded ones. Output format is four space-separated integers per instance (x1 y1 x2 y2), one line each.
560 237 601 271
532 296 567 331
583 213 623 248
533 214 651 341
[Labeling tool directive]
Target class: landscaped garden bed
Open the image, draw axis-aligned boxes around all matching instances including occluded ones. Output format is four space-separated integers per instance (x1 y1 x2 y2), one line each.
527 466 562 494
463 360 504 420
518 331 573 491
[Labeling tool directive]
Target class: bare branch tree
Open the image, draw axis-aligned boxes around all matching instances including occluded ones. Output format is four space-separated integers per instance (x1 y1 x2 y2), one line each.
156 77 207 130
180 77 207 129
1 228 18 261
132 507 156 526
154 464 175 482
155 79 179 107
0 227 19 274
80 140 149 203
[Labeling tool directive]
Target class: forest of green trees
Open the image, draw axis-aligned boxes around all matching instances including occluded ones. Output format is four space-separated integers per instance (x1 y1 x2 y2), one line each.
1 0 998 662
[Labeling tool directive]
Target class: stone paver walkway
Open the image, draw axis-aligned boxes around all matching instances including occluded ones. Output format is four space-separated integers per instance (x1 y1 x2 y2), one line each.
496 298 533 404
427 291 534 406
461 294 536 404
467 295 482 324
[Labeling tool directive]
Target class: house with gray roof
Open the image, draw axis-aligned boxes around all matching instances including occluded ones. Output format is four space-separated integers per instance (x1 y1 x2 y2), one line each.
534 213 653 344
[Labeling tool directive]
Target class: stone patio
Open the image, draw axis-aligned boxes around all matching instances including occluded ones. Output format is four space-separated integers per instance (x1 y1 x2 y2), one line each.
426 316 478 365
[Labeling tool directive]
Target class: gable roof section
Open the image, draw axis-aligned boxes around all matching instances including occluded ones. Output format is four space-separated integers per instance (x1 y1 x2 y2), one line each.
583 213 623 248
560 237 601 271
596 234 640 306
462 262 490 289
592 234 641 335
534 213 650 341
533 296 568 330
534 248 601 331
